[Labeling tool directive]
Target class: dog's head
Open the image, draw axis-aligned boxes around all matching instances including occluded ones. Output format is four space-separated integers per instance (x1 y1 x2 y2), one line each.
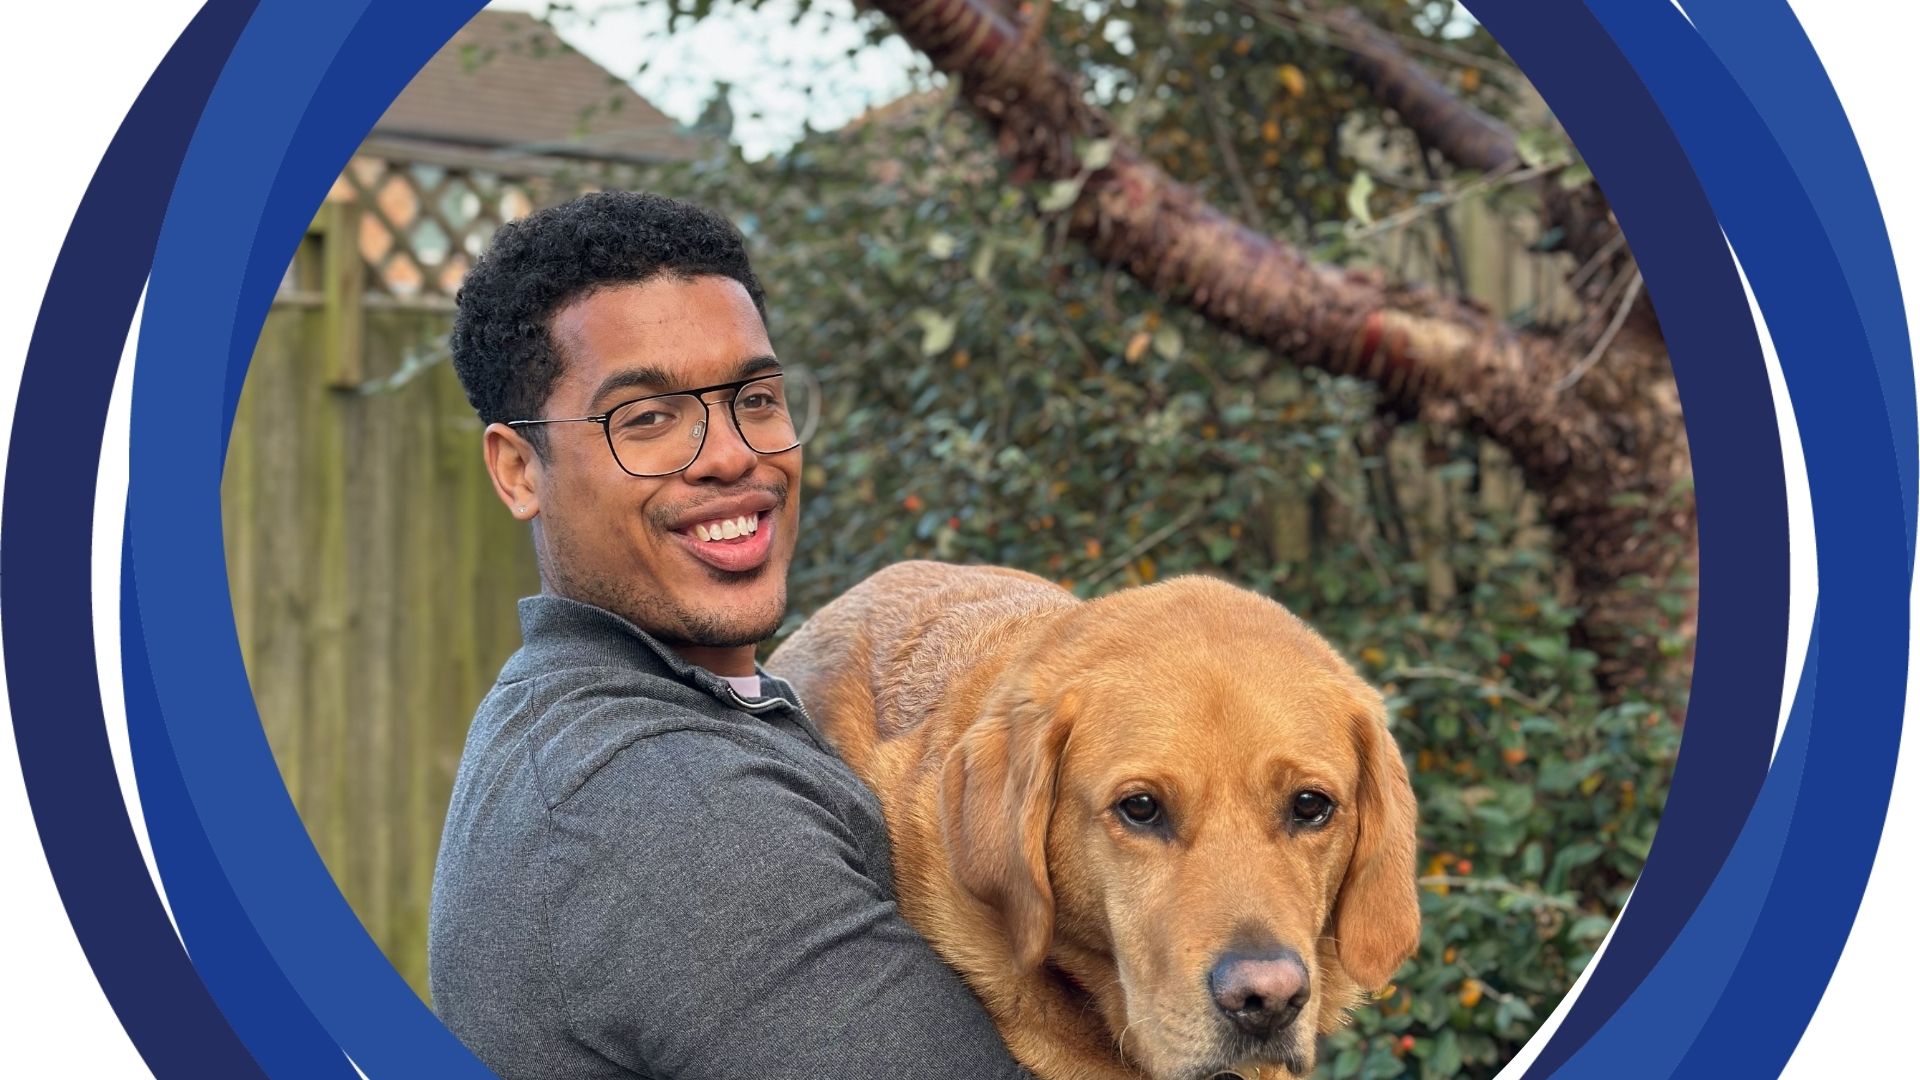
941 576 1418 1080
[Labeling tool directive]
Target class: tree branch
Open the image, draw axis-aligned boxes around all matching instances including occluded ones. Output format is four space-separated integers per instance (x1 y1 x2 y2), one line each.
1321 5 1520 174
869 0 1692 693
1555 270 1644 394
1342 159 1552 245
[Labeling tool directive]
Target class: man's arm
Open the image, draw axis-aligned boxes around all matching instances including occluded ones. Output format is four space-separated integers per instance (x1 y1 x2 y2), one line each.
540 728 1034 1080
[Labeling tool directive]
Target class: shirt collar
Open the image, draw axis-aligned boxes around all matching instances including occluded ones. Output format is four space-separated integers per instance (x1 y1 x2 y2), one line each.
515 593 800 713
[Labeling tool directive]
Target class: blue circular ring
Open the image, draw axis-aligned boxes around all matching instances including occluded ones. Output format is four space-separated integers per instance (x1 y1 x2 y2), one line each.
2 0 1908 1076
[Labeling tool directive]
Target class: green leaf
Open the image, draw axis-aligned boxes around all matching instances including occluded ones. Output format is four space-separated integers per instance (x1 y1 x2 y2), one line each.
1205 532 1236 564
1320 574 1349 604
1521 635 1567 663
1039 177 1085 213
1570 914 1614 941
970 241 996 284
1547 841 1604 892
1362 1044 1406 1079
910 308 957 357
1495 994 1537 1030
1346 169 1377 226
1515 127 1570 168
1152 324 1184 361
1428 1028 1462 1078
1521 841 1545 878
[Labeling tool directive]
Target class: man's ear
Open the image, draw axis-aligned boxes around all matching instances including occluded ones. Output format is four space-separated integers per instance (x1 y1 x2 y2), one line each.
1332 689 1421 989
484 422 542 520
939 684 1078 973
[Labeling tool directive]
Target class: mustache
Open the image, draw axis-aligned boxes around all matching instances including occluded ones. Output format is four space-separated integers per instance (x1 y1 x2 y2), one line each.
648 481 789 529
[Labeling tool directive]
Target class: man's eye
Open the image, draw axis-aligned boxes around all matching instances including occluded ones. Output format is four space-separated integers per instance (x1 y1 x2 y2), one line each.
737 391 778 412
621 409 674 430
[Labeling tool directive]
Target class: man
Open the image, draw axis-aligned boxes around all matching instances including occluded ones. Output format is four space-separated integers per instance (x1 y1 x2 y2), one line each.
428 192 1030 1080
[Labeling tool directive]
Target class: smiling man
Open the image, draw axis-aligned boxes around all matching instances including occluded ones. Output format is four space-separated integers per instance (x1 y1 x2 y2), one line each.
427 192 1030 1080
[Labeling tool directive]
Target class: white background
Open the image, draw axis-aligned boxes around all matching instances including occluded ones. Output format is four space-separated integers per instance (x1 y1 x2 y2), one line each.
0 1 1911 1075
1 2 203 1073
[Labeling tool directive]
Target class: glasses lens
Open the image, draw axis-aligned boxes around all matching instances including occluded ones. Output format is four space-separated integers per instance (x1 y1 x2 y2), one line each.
603 373 820 476
607 394 704 476
733 375 813 454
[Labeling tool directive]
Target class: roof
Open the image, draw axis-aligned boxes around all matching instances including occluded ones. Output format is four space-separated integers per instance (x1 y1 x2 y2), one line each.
369 8 704 167
839 88 953 134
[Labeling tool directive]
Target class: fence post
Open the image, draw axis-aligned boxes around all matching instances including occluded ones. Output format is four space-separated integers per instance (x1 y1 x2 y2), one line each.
319 199 366 389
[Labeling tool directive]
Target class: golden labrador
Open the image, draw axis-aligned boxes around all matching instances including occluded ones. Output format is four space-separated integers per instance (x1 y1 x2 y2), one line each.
767 561 1419 1080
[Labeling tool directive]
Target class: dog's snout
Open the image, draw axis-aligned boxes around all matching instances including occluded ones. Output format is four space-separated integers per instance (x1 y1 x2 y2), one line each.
1208 949 1309 1037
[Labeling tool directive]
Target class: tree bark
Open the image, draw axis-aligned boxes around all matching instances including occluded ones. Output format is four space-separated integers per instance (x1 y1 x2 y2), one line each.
871 0 1692 693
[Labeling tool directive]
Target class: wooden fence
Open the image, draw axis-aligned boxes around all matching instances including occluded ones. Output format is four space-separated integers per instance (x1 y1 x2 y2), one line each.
224 201 537 996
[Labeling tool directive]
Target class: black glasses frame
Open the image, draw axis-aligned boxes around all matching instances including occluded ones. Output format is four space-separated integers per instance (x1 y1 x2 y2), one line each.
506 373 803 478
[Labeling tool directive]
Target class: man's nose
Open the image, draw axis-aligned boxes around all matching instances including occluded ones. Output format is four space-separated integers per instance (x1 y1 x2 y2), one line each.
682 400 757 480
1208 947 1310 1038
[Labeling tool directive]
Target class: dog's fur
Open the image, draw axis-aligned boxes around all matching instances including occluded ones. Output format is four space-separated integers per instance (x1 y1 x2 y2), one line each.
767 561 1419 1080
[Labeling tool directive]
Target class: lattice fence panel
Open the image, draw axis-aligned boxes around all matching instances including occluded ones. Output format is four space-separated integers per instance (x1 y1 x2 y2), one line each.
332 156 558 302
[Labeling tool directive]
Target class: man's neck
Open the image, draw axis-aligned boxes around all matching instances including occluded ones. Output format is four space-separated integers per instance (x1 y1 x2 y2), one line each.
670 642 758 678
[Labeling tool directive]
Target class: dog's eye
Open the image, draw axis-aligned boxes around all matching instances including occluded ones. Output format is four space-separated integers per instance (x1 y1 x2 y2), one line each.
1290 790 1335 826
1116 793 1163 826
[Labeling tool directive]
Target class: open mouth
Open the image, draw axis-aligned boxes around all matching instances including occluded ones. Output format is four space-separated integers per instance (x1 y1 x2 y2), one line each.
688 512 762 543
673 509 774 573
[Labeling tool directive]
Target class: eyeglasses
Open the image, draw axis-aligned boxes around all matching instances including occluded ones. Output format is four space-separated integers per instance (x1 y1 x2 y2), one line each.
507 372 817 478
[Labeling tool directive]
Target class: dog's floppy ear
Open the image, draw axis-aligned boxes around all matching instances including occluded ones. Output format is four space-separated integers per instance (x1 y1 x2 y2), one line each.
1333 690 1420 989
940 684 1077 972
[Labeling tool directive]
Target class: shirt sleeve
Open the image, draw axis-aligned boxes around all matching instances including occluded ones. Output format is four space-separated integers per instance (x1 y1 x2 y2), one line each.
540 728 1034 1080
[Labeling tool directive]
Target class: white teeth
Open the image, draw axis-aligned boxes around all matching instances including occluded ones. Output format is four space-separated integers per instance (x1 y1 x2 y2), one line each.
691 514 759 542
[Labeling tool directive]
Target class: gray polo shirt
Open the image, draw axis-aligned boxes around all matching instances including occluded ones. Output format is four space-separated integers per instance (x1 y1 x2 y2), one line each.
428 594 1030 1080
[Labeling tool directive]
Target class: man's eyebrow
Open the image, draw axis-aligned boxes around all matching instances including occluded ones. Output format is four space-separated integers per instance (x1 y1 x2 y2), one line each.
589 366 676 408
591 356 783 409
737 355 782 379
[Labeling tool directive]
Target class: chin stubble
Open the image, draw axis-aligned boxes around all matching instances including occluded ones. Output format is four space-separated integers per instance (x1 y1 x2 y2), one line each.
594 568 787 650
540 528 789 650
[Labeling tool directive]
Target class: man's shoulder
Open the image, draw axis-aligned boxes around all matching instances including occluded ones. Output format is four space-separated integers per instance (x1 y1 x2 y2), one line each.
473 661 809 810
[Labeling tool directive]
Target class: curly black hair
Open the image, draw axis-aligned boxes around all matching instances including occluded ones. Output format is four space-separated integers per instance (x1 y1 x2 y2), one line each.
449 191 768 439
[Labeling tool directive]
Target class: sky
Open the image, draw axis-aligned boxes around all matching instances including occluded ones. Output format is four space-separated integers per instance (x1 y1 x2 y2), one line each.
487 0 933 160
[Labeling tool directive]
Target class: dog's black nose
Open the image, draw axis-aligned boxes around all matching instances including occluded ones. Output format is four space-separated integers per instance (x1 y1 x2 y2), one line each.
1208 948 1309 1037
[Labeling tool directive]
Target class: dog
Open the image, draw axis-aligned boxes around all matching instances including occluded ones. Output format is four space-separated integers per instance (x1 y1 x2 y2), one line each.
767 561 1419 1080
